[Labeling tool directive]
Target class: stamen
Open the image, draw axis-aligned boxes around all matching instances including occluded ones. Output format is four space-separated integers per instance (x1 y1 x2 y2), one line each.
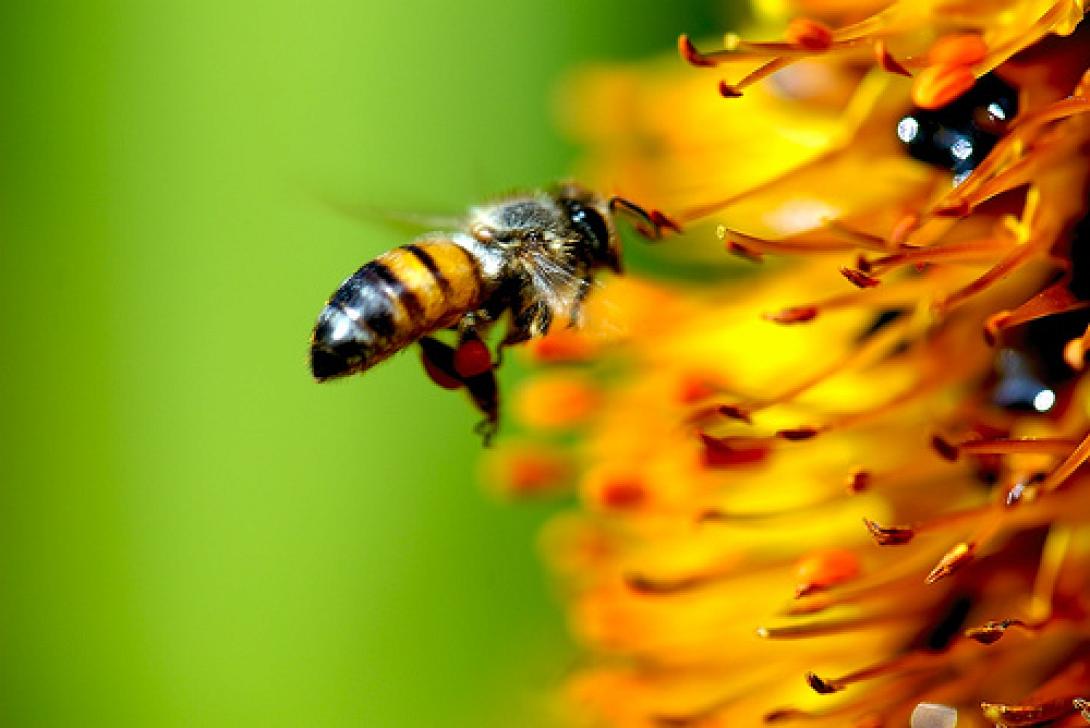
677 34 715 67
756 613 900 639
700 434 771 468
964 618 1028 644
765 306 819 324
874 41 911 77
924 542 974 584
806 651 930 695
930 435 960 462
1029 524 1072 622
981 696 1077 725
863 517 915 545
984 278 1090 345
1040 430 1090 494
777 426 821 441
846 469 871 493
840 267 881 288
957 438 1078 456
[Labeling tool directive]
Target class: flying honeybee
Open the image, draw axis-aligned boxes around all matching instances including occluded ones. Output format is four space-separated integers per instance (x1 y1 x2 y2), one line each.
309 181 675 441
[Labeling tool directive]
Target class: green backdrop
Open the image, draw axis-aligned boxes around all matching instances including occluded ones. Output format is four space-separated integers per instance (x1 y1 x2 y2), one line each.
1 3 718 726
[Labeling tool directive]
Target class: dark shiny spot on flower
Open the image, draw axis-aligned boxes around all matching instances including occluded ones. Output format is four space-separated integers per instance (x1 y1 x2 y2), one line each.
897 73 1017 177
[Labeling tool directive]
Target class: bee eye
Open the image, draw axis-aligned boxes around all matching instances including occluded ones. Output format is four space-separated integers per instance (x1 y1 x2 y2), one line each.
569 205 610 255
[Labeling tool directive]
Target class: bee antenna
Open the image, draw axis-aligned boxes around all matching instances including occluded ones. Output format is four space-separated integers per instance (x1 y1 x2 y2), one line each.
608 196 682 242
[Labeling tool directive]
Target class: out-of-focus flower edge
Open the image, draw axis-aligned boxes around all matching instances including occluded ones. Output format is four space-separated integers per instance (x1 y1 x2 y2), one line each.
490 1 1090 726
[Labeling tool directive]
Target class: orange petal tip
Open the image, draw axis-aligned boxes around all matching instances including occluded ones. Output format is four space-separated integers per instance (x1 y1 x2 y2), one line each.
928 34 988 67
913 64 977 109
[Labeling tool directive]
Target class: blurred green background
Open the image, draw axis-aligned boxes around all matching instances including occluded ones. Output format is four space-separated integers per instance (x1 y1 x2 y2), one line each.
1 2 718 726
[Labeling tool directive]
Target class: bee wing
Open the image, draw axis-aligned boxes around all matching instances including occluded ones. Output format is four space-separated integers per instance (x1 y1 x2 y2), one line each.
312 190 465 233
523 247 619 331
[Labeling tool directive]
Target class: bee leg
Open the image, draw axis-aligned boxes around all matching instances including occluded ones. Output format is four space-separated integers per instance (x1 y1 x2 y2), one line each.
421 334 501 444
608 196 682 240
456 309 494 339
466 370 499 446
567 277 593 329
500 300 553 349
419 336 464 390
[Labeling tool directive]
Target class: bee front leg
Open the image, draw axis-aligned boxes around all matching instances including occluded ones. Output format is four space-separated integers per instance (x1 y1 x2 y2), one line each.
567 277 593 329
501 300 553 349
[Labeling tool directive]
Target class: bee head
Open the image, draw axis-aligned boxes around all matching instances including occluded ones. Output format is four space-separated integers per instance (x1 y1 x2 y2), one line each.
555 186 622 274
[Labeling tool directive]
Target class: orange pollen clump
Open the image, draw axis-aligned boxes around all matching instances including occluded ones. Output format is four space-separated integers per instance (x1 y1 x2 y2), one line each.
453 339 493 378
784 18 834 51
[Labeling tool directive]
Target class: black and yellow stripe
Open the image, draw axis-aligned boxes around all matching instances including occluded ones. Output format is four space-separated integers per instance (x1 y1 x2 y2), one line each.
310 238 488 380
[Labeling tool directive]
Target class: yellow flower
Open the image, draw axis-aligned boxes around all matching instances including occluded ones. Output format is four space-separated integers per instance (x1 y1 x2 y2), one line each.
494 2 1090 726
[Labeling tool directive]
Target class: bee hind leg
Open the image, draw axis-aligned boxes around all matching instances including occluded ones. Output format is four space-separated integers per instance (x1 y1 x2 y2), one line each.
419 336 464 390
419 333 502 446
467 371 499 446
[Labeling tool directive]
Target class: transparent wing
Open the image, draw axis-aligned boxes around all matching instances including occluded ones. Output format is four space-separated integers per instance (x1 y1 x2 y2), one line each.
311 188 465 233
522 246 618 330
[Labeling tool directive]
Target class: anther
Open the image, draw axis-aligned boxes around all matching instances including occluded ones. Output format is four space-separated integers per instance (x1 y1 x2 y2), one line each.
863 517 915 545
727 240 764 263
840 267 881 288
930 434 960 462
718 80 743 98
678 34 715 67
846 469 871 493
777 426 820 441
700 434 770 468
875 40 911 77
964 618 1026 644
718 404 753 423
765 306 819 324
805 671 841 694
925 541 974 584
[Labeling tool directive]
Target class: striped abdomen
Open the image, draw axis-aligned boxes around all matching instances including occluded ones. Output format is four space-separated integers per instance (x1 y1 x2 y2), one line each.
310 239 488 380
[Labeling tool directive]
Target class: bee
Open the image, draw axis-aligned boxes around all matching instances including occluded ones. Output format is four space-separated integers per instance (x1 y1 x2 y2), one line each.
309 181 675 442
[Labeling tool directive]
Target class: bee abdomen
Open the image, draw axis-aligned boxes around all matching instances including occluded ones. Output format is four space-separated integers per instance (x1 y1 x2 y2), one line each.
310 239 486 380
